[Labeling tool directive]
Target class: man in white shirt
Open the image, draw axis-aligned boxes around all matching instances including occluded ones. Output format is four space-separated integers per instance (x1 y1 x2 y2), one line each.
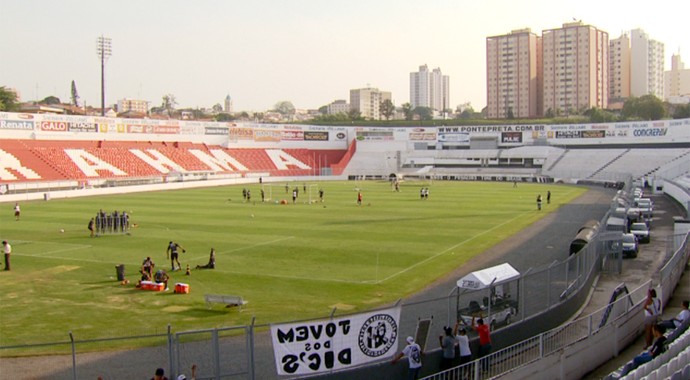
392 336 423 379
660 300 689 330
2 240 11 270
454 323 472 364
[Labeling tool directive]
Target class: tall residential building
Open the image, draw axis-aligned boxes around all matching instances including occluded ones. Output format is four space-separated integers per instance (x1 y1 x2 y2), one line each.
542 21 608 115
609 33 631 102
630 29 665 98
326 99 350 115
224 95 233 113
117 98 149 114
349 87 391 120
664 54 690 101
486 28 541 119
410 65 449 112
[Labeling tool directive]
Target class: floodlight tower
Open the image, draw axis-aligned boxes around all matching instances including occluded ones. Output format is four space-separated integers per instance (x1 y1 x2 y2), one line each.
96 36 112 116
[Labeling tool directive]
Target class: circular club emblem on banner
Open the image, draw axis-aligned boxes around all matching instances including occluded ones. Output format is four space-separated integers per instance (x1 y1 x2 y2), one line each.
336 132 346 139
358 313 398 357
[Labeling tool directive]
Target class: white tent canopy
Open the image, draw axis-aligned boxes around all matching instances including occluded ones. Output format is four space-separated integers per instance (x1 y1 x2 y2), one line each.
456 263 520 290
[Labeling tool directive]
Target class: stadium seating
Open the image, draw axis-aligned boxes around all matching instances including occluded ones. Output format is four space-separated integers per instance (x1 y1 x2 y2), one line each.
2 137 688 187
0 139 349 181
543 149 626 179
589 148 690 180
607 317 690 380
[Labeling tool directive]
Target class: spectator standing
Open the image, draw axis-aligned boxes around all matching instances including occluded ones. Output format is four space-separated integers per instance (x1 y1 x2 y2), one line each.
472 316 492 371
176 364 197 380
151 367 169 380
2 240 10 271
659 300 689 330
454 323 472 365
643 288 661 348
438 326 456 371
392 336 423 380
14 202 20 221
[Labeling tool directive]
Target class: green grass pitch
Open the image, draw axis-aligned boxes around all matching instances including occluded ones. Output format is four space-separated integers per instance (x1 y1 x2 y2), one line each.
0 180 585 351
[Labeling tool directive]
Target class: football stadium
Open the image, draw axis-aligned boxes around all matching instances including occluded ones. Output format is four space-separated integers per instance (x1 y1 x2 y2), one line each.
0 112 689 380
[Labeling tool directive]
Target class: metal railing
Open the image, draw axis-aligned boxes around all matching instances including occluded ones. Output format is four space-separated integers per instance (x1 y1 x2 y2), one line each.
421 282 651 380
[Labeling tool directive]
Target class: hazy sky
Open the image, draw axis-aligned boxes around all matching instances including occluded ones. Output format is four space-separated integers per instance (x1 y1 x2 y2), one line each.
1 0 688 112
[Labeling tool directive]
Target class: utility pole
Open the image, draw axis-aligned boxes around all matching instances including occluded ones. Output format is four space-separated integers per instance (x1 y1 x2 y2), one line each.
96 36 112 116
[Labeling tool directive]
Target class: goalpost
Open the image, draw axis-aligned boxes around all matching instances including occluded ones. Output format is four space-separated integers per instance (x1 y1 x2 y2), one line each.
260 184 274 202
307 183 320 204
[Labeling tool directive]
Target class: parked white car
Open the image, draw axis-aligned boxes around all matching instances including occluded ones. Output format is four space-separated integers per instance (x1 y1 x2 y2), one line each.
630 222 650 243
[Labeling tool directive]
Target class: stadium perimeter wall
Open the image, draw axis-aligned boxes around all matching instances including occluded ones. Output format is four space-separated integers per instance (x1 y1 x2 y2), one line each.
2 112 689 150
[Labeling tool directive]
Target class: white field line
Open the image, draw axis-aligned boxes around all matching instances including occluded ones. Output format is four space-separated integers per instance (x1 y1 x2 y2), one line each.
374 188 579 284
11 241 93 258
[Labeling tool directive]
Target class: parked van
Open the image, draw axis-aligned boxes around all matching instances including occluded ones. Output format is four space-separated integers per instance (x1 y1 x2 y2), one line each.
606 216 627 233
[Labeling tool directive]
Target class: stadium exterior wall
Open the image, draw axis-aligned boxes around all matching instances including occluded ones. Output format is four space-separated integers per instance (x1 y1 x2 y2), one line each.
662 179 690 215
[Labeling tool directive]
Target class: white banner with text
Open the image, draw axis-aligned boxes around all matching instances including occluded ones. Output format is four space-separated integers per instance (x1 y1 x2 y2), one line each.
270 306 401 376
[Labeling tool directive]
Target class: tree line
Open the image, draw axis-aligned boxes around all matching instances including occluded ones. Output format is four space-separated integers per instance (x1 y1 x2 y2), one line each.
2 86 689 123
